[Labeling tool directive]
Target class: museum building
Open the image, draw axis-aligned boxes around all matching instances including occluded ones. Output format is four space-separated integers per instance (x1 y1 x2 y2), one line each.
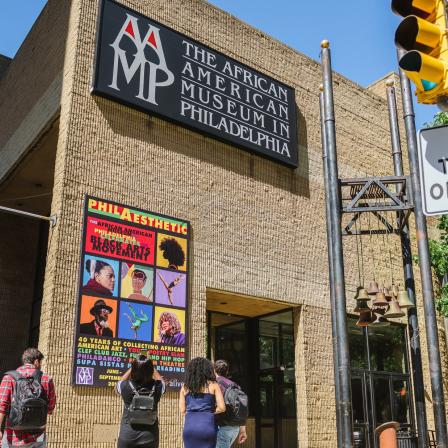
0 0 446 447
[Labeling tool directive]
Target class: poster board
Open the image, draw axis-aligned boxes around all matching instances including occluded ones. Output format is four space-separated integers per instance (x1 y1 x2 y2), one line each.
73 196 189 389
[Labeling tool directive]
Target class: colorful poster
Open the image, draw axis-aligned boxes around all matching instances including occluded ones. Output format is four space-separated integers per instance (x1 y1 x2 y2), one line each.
73 196 190 389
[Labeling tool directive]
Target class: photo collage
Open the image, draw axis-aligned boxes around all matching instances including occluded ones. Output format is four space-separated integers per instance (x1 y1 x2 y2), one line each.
73 197 189 387
79 227 187 344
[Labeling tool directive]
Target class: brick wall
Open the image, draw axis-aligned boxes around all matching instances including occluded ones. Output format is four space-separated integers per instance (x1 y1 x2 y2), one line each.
0 0 445 446
0 55 11 81
0 0 70 151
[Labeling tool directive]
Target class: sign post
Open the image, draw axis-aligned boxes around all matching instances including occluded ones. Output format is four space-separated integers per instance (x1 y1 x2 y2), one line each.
398 49 448 447
417 125 448 216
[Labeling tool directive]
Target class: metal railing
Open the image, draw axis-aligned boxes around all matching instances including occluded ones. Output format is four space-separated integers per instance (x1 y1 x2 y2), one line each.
397 430 417 448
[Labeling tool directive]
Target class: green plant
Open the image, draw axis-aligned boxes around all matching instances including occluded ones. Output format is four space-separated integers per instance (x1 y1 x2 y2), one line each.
427 216 448 317
435 285 448 317
423 111 448 128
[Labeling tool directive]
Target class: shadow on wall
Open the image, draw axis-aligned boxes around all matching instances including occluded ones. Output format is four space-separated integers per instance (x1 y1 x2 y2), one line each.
94 96 310 199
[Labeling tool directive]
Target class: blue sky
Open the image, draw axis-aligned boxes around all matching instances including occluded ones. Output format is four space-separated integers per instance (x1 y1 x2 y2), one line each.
0 0 437 129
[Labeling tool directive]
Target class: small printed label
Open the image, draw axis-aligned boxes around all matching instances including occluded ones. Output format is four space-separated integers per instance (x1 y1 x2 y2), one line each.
76 367 94 385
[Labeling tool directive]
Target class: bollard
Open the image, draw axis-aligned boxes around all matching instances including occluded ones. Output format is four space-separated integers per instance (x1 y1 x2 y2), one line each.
375 422 400 448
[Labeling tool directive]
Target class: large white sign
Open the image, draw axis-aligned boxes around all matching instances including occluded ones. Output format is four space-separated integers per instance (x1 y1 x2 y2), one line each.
417 125 448 216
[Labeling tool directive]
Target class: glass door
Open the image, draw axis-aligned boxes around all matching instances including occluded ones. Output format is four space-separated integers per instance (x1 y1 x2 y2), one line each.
257 312 297 448
371 374 412 447
257 367 297 448
213 318 248 393
351 372 413 447
212 309 297 448
259 370 278 448
280 366 298 448
352 374 372 448
348 317 414 447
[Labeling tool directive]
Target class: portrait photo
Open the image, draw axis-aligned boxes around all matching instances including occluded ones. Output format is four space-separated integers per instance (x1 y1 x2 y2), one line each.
120 262 153 302
79 296 117 338
81 255 119 297
155 268 186 307
156 234 187 272
118 301 153 342
153 306 186 346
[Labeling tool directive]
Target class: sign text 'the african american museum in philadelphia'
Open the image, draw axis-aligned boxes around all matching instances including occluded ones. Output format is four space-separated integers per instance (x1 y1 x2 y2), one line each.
92 0 298 167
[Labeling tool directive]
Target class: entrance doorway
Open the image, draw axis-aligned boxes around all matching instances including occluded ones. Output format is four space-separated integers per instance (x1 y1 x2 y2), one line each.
352 373 411 447
0 120 57 374
348 317 414 447
207 291 298 448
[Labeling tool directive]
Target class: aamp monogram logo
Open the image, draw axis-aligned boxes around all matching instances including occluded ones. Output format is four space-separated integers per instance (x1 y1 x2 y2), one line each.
109 14 174 105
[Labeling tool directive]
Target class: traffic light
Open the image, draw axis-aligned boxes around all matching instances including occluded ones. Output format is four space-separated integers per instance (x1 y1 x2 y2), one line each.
392 0 448 106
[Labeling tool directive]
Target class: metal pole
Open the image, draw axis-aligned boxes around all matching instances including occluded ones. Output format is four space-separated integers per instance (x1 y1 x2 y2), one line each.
397 48 448 448
321 40 353 448
320 85 343 448
385 79 429 448
0 205 57 226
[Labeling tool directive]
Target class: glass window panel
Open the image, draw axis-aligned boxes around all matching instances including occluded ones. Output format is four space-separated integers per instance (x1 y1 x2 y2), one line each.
283 368 295 384
348 317 368 370
374 378 392 424
368 324 406 373
351 377 365 424
392 379 410 424
260 375 274 418
352 376 370 447
259 312 294 369
281 368 296 420
281 385 296 418
281 325 294 368
259 321 279 369
259 336 277 369
216 320 248 392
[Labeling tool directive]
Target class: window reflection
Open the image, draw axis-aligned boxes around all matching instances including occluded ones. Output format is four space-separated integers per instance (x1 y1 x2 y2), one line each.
368 325 406 373
215 321 248 393
348 316 413 444
351 377 365 424
348 319 367 370
374 378 392 424
282 326 295 368
259 322 278 369
348 317 406 373
259 311 294 369
393 380 410 424
281 366 296 418
260 374 274 418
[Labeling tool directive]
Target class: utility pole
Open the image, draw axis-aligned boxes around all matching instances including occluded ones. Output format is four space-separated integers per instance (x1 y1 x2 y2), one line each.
385 79 429 448
397 49 448 448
